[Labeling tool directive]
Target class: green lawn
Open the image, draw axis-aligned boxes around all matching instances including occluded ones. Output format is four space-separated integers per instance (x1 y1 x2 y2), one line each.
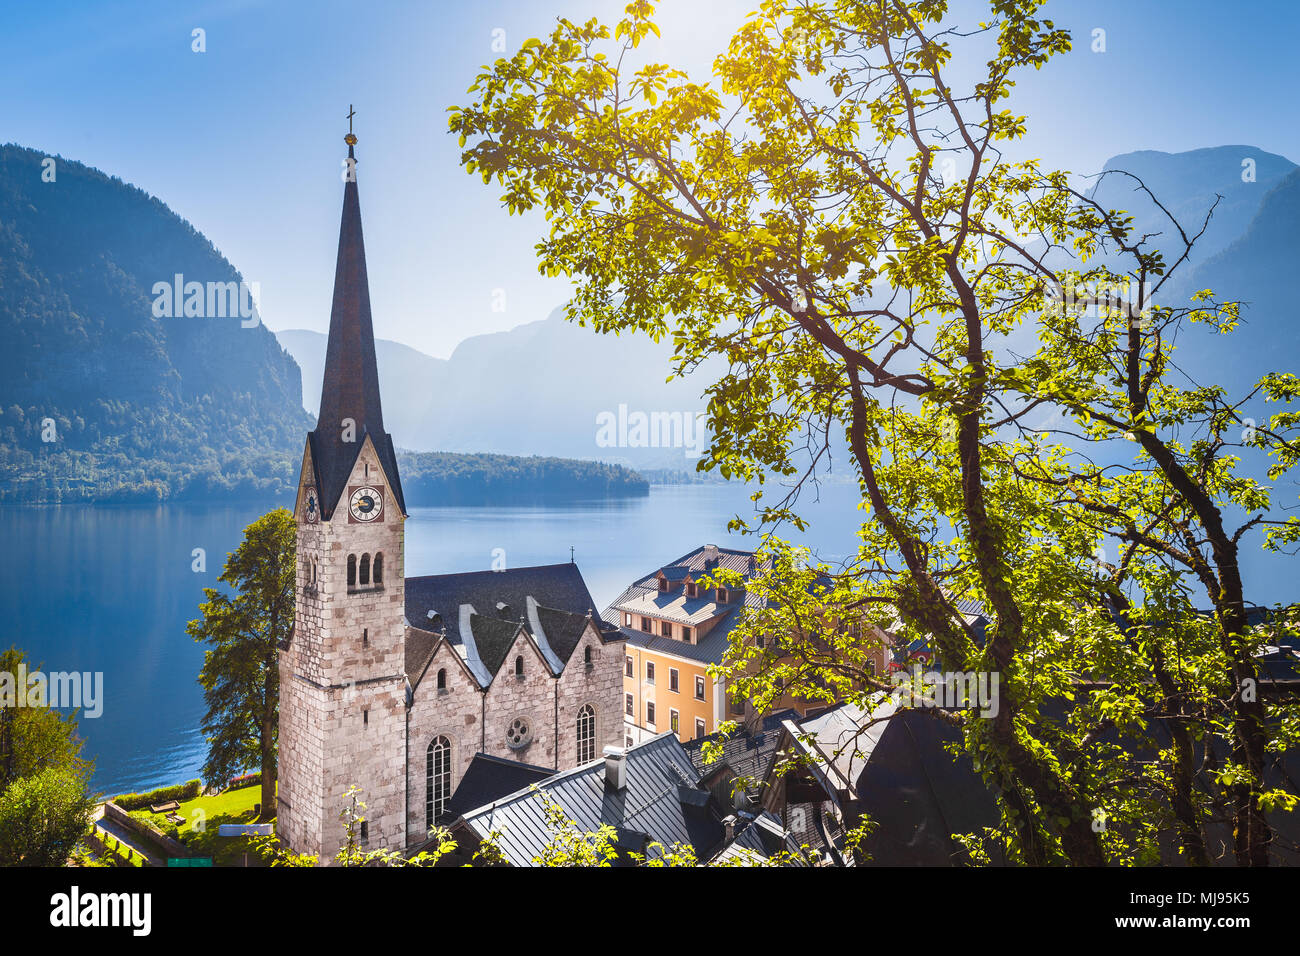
131 784 272 866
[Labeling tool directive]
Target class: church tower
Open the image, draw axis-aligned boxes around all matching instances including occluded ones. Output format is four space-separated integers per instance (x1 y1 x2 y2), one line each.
277 120 408 861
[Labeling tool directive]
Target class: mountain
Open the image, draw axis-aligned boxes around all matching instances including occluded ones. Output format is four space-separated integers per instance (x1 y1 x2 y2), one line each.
1166 167 1300 392
276 309 724 469
271 146 1300 475
1086 146 1296 272
274 328 445 442
0 143 310 502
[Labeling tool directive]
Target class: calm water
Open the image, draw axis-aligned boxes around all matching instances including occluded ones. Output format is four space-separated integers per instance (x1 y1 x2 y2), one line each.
8 479 1293 796
4 483 862 796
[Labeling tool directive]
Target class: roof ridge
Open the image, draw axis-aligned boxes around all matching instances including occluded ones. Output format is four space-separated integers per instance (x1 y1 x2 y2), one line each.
406 562 579 584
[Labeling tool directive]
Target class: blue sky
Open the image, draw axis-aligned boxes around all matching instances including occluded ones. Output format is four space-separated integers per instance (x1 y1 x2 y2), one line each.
4 0 1299 358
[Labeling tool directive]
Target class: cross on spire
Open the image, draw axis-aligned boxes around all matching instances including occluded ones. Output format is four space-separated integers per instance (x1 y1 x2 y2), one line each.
344 105 358 150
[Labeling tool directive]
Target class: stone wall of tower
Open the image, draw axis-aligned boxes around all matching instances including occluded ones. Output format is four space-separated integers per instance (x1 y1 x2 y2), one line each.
277 437 407 862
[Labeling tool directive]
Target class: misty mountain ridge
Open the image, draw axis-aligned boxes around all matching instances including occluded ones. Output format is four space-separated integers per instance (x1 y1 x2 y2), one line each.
276 310 724 469
0 145 648 503
275 144 1299 474
4 140 1295 503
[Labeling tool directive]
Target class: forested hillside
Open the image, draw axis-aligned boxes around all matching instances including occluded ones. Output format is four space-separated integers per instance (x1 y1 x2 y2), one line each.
0 143 309 502
397 451 647 504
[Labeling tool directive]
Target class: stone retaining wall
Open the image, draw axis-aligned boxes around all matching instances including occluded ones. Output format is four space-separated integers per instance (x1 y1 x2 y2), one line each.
103 801 190 859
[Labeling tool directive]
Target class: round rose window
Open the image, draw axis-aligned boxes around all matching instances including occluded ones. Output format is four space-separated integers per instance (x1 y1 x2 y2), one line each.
506 717 532 749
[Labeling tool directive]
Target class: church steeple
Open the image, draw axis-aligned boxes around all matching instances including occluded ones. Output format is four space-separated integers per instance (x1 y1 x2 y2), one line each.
309 115 405 519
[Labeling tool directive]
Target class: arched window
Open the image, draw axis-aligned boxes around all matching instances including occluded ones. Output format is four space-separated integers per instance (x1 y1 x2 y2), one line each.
373 552 383 584
347 554 356 588
577 704 596 763
437 668 447 691
426 736 452 828
514 656 524 678
360 553 370 586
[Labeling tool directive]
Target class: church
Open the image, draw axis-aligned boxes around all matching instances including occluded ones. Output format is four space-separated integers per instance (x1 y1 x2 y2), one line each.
275 124 627 861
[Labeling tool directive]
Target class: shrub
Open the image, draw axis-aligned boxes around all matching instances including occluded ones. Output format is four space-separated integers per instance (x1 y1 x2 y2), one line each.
114 779 202 811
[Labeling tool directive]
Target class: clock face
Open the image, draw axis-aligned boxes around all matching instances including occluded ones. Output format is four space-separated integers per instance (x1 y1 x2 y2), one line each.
349 486 383 522
304 487 319 523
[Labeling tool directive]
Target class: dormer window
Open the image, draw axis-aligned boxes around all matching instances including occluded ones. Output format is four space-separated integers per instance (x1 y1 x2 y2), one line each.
686 581 698 599
716 587 729 603
658 577 668 592
681 626 692 643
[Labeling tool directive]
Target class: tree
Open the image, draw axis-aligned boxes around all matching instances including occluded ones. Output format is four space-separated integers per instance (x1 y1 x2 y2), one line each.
188 508 294 821
0 767 96 867
450 0 1300 864
0 646 95 867
0 647 93 791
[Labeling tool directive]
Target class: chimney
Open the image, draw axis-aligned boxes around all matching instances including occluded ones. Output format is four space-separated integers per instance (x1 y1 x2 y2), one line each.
604 745 627 790
722 814 737 842
703 543 720 563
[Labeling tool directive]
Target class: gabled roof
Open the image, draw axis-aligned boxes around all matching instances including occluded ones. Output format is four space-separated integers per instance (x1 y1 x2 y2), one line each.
458 731 804 866
683 708 798 789
404 625 438 685
783 699 1002 865
308 142 405 520
534 604 595 665
468 614 527 678
602 544 774 666
656 565 693 582
407 564 602 643
404 563 622 688
709 811 808 865
446 753 555 821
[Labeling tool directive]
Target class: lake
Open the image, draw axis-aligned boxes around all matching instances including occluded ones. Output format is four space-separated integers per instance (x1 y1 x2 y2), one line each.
5 482 864 796
7 477 1294 796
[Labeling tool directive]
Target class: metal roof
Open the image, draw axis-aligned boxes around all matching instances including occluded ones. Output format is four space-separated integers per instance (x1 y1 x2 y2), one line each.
446 753 555 820
458 731 801 866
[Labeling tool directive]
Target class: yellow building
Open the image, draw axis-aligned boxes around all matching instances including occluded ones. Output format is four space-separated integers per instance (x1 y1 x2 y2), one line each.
604 544 871 746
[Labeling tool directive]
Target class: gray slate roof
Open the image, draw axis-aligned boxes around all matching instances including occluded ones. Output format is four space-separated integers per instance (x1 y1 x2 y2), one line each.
458 731 801 866
308 154 406 521
446 753 555 820
603 545 771 665
784 698 1002 865
403 563 622 688
683 708 798 790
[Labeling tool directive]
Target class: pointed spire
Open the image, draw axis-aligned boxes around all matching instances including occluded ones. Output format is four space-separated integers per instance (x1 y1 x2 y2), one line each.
308 115 405 519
